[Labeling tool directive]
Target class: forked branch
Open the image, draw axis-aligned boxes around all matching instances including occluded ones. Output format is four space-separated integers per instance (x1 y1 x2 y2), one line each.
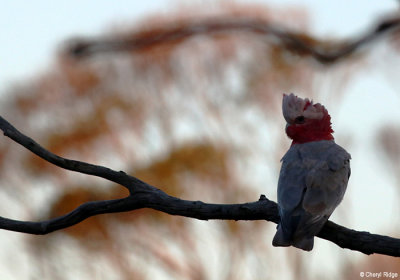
0 116 399 257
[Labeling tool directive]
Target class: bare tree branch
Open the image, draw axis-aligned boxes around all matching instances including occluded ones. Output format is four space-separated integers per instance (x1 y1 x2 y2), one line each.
66 16 400 64
0 116 399 257
0 116 143 193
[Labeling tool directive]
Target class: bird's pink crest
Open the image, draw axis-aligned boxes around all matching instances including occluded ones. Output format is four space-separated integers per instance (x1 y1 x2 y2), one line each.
282 93 333 144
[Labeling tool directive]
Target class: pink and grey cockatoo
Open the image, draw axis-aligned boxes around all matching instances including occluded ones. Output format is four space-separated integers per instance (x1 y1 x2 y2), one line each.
272 93 351 251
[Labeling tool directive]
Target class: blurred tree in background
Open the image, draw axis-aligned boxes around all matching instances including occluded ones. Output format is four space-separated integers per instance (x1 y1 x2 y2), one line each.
0 2 400 279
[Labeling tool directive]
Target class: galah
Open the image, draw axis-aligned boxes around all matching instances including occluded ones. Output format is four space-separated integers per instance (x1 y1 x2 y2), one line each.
272 93 351 251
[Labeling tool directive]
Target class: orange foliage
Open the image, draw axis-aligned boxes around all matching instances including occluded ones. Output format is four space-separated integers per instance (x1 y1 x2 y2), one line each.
0 2 337 279
132 144 230 195
61 62 100 95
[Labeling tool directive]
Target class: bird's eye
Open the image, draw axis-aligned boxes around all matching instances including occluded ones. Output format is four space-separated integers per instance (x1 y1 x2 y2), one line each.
294 116 305 124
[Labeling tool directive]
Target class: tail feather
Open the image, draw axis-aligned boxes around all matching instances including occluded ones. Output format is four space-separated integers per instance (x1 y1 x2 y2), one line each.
292 236 314 251
272 226 291 247
272 225 314 251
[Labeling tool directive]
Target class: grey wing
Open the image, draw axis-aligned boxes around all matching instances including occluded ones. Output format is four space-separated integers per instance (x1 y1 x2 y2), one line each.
277 143 351 242
295 146 351 239
276 149 309 240
277 155 307 212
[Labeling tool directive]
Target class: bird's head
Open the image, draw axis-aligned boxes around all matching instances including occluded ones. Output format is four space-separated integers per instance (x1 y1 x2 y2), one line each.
282 93 334 145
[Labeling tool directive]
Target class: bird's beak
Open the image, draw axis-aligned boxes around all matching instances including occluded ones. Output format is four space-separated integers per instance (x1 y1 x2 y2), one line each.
285 123 290 133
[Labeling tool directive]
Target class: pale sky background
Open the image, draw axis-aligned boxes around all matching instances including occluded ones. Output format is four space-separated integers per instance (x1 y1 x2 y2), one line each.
0 0 398 94
1 0 400 278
